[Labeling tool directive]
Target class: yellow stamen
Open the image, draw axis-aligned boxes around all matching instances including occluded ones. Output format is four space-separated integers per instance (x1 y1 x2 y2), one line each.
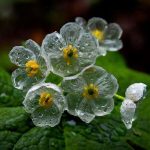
91 29 104 41
39 92 53 108
25 60 39 77
82 83 99 99
63 44 78 65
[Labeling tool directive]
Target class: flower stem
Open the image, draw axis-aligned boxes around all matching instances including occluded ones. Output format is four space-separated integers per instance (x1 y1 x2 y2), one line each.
58 82 61 87
114 94 125 101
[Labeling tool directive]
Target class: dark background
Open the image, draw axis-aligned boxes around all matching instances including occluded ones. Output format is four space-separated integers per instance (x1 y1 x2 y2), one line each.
0 0 149 73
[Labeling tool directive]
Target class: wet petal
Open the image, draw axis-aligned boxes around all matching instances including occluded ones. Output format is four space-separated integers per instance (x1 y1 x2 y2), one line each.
60 23 82 45
76 33 98 67
9 46 36 67
50 56 79 77
87 17 107 32
75 17 87 27
104 23 123 40
24 39 41 56
65 93 82 116
42 32 65 57
96 73 118 98
31 104 62 127
62 76 85 93
12 68 29 90
120 99 136 129
102 39 123 51
12 68 46 90
92 97 114 116
76 99 95 123
36 55 49 77
125 83 147 102
82 66 106 85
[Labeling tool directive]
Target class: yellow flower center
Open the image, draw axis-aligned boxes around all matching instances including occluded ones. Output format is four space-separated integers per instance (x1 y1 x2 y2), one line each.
63 44 78 65
25 60 39 77
39 92 53 108
91 29 104 41
82 83 99 99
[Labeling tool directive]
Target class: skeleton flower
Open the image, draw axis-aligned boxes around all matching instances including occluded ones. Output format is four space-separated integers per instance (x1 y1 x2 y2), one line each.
9 40 48 91
23 83 66 127
62 66 118 123
42 22 98 78
120 83 147 129
75 17 123 56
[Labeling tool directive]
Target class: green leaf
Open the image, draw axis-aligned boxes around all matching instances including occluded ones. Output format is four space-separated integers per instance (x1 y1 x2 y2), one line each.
0 107 33 150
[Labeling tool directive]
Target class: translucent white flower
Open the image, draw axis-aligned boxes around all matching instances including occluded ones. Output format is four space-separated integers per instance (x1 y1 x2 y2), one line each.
9 40 48 90
42 22 98 78
23 83 66 127
75 17 123 56
120 83 147 129
62 66 118 123
125 83 147 102
120 99 136 129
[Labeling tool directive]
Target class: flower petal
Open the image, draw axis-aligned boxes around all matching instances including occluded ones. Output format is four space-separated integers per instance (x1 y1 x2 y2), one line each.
75 17 87 27
120 99 136 129
95 73 118 98
50 56 79 77
12 68 46 90
62 76 85 93
102 39 123 51
31 104 62 127
42 32 65 58
12 68 29 90
87 17 107 32
9 46 36 66
76 33 98 67
76 99 95 123
65 93 82 116
91 97 114 116
24 39 41 56
60 23 82 45
104 23 123 40
82 66 106 85
125 83 147 102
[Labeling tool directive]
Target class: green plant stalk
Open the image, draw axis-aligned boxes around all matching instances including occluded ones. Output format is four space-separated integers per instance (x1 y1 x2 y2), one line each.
114 94 125 101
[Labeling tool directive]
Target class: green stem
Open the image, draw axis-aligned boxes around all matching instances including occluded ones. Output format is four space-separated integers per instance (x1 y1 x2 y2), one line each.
57 82 61 87
114 94 125 101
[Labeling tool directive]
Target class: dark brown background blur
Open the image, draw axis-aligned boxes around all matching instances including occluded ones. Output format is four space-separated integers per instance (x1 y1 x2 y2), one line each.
0 0 149 73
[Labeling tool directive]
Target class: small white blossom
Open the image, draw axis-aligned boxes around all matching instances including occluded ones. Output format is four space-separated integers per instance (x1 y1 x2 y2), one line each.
42 22 98 78
75 17 123 56
23 83 66 127
120 99 136 129
62 66 118 123
125 83 147 102
9 40 48 91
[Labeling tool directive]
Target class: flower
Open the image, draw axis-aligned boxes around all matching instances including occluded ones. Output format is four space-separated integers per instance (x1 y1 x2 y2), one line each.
61 66 118 123
75 17 123 56
125 83 147 102
23 83 66 127
42 22 98 78
9 39 48 91
120 99 136 129
120 83 147 129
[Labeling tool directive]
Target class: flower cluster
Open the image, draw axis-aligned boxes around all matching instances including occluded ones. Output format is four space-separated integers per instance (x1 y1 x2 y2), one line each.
9 17 147 129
